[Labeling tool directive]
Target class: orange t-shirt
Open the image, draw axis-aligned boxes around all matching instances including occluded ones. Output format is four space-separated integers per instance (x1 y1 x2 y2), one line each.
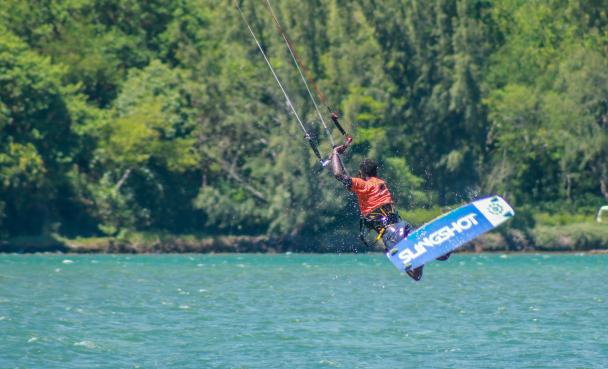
350 177 394 215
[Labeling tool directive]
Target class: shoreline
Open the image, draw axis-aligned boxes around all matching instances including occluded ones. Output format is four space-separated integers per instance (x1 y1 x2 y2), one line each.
1 228 607 254
1 250 607 255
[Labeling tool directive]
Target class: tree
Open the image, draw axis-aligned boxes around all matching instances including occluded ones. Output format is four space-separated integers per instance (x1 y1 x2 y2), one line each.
91 60 200 234
0 29 99 236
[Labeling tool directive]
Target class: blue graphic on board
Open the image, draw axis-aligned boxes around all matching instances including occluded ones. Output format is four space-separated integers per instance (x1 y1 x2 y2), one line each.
385 195 514 272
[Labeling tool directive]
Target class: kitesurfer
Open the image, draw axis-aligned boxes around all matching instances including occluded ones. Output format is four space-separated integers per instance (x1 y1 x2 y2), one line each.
330 145 450 281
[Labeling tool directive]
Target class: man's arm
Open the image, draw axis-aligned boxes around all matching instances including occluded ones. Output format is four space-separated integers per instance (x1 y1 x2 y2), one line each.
331 146 352 188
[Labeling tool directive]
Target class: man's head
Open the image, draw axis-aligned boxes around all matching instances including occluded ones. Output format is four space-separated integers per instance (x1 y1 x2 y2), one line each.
359 158 378 178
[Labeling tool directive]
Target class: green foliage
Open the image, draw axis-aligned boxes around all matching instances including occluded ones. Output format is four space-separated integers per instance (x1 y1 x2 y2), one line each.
89 60 201 234
534 212 596 226
0 28 85 236
399 207 444 228
1 0 607 245
483 1 608 206
383 157 430 209
533 223 608 251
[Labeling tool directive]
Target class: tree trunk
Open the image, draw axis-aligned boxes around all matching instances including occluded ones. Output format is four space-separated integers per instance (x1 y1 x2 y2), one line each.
199 147 267 203
601 176 608 203
114 168 132 192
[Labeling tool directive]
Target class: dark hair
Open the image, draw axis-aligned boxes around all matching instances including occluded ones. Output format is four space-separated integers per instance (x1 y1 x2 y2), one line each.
359 158 378 177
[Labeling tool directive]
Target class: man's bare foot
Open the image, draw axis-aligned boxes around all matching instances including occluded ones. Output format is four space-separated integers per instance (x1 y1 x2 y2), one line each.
437 252 452 261
406 266 423 281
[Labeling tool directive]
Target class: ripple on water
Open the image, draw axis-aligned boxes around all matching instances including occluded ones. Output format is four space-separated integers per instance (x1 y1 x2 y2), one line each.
73 340 97 349
0 253 606 369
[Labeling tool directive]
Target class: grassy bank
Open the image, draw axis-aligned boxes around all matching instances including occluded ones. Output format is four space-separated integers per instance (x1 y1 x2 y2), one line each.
464 223 608 252
1 223 607 254
0 234 282 254
532 223 608 251
0 230 363 254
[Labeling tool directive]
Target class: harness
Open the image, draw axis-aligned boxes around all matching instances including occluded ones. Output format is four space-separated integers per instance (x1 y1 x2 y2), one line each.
358 203 401 247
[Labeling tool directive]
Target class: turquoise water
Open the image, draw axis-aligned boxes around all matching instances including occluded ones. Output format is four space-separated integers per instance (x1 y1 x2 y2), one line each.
0 253 606 369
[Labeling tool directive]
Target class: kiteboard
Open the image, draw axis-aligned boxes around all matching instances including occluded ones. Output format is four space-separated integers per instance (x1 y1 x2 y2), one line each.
385 195 514 272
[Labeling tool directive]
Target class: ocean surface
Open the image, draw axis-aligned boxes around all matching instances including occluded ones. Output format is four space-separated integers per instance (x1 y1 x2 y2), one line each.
0 253 606 369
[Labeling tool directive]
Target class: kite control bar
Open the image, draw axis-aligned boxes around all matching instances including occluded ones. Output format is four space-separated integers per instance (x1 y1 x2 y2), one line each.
330 112 348 136
331 111 353 154
304 133 330 166
305 130 351 167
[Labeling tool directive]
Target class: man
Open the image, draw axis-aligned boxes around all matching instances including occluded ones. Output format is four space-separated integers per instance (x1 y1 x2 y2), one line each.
330 145 449 281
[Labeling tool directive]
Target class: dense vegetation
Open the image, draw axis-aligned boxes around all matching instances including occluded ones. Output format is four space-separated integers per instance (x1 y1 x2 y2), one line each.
1 0 607 249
